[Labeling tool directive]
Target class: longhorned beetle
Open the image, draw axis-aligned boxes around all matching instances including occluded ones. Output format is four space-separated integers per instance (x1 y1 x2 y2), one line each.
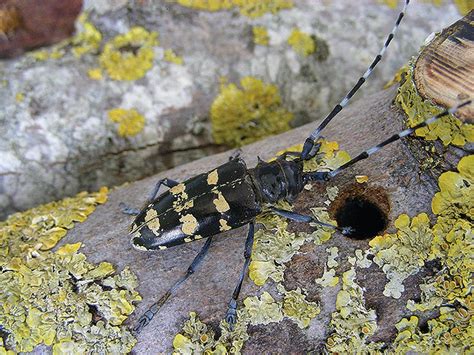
121 0 471 334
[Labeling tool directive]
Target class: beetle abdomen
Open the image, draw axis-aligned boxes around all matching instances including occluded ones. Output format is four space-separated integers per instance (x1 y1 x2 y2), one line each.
130 158 261 251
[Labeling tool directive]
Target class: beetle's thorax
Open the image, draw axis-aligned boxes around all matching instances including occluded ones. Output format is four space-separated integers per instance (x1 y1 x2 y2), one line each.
249 159 304 203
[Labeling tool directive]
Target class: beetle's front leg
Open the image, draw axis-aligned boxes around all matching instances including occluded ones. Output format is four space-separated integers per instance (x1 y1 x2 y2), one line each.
225 222 255 328
119 177 180 216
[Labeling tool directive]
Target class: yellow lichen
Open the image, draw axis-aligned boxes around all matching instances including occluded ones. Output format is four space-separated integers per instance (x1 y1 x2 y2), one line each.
0 188 141 353
71 13 103 58
243 292 283 325
395 65 474 146
108 108 146 137
99 27 158 81
355 175 369 183
384 64 409 89
252 26 269 46
87 67 103 80
287 28 315 57
393 306 473 353
281 287 320 328
326 268 383 352
431 155 473 219
453 0 473 15
211 76 293 147
15 92 24 103
163 49 184 65
369 213 433 299
177 0 293 19
29 13 101 62
172 311 249 354
374 155 474 352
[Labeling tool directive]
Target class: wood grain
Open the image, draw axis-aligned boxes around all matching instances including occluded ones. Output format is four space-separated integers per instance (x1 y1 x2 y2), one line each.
414 10 474 122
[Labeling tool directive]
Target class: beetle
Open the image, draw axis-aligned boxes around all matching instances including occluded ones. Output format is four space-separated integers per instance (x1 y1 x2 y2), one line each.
121 0 470 334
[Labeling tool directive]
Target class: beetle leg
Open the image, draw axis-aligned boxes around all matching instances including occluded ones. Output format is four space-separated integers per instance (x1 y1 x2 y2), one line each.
228 148 242 161
132 236 214 334
270 207 354 236
225 222 255 329
119 202 141 216
119 178 179 216
146 177 179 202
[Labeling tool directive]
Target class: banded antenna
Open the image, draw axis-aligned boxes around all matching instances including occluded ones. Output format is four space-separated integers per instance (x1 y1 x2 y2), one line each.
301 0 410 159
303 100 472 182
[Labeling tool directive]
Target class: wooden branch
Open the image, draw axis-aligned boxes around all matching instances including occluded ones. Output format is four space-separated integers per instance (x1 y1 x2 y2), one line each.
414 10 474 122
65 87 443 353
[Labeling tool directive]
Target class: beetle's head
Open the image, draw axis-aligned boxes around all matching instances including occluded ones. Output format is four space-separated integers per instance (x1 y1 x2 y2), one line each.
252 158 304 203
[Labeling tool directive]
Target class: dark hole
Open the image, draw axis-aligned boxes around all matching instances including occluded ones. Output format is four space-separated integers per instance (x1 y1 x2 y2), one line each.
419 320 429 334
335 197 387 239
87 304 103 325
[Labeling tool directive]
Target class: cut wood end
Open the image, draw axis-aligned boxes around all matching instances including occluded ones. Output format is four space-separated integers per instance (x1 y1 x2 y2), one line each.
414 10 474 123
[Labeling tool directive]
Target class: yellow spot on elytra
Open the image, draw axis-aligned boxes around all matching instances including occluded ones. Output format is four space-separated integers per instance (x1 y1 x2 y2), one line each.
219 219 231 232
170 183 186 196
213 192 230 213
174 199 194 213
194 235 203 240
145 209 160 234
158 245 167 250
184 237 192 243
207 169 219 185
180 214 198 235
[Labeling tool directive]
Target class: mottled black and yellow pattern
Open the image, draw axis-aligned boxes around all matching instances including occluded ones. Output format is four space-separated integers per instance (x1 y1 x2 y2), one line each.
130 158 261 251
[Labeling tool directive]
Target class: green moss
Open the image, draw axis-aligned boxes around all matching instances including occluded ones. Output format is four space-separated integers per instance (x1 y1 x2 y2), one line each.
0 188 141 353
211 76 293 147
395 65 474 146
176 0 293 19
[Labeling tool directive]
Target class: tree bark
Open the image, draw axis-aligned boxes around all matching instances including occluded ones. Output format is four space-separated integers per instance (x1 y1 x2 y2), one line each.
63 86 445 353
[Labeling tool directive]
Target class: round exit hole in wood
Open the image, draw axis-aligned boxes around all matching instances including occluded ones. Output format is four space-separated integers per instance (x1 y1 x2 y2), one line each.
330 184 390 240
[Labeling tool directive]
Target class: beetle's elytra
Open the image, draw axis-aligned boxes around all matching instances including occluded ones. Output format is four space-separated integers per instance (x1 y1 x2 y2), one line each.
122 0 471 335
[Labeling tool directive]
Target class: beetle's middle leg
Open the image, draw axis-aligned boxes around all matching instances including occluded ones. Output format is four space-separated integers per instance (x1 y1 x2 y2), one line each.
120 178 180 216
270 207 353 235
132 236 214 334
225 222 255 327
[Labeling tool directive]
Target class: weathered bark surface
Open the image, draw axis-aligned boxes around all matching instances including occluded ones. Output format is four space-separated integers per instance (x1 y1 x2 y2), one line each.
0 0 83 58
414 10 474 122
61 87 446 353
0 0 462 219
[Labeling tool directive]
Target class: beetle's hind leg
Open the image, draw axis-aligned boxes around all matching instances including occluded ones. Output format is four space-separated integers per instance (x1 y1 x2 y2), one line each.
119 177 180 216
225 222 255 327
132 236 214 334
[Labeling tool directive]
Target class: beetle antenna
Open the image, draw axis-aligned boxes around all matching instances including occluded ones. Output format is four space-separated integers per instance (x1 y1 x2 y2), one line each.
301 0 410 160
326 100 472 178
